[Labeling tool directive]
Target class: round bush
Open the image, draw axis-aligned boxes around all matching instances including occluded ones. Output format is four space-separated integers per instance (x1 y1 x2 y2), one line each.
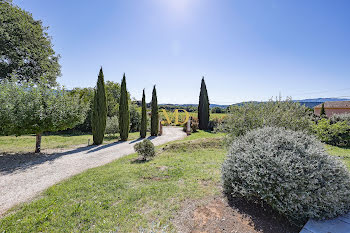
134 139 155 160
222 127 350 224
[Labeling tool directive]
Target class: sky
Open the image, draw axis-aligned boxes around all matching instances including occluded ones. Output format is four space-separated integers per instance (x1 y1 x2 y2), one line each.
13 0 350 104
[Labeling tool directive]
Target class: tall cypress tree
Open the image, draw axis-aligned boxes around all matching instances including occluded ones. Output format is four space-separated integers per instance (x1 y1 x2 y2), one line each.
92 68 107 145
320 103 326 117
151 85 159 136
119 73 129 141
140 89 147 138
198 77 210 130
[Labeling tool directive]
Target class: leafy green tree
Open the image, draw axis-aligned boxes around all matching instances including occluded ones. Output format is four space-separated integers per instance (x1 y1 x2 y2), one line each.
69 87 94 132
130 104 141 132
0 79 88 153
119 74 129 141
320 103 326 117
105 81 121 117
0 1 60 86
69 82 128 133
198 77 210 130
140 89 147 138
91 68 107 145
151 85 159 136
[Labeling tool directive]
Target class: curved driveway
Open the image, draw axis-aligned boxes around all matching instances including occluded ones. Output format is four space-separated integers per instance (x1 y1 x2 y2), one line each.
0 126 186 216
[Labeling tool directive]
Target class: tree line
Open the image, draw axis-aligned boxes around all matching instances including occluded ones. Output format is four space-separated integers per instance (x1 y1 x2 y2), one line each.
91 68 160 145
0 1 212 152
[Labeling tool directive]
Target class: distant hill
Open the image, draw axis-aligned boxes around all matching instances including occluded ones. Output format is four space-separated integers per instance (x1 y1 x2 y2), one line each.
294 98 350 108
158 98 350 109
295 98 350 103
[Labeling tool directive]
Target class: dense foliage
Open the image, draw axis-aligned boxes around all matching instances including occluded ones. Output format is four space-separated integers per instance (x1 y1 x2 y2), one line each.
222 98 312 144
119 74 129 141
0 1 60 86
313 117 350 146
130 104 141 132
198 77 210 130
105 81 121 117
222 127 350 224
159 104 197 112
0 79 88 152
211 106 226 113
330 113 350 124
151 85 158 136
68 87 94 132
69 81 129 133
140 89 147 138
91 68 107 145
105 116 119 136
134 139 155 160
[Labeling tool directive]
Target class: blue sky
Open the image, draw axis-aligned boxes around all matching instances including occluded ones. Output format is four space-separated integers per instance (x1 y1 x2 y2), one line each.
14 0 350 104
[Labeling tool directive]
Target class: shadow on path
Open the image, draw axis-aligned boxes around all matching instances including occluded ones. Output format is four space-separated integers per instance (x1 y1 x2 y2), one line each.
0 135 162 175
0 140 125 175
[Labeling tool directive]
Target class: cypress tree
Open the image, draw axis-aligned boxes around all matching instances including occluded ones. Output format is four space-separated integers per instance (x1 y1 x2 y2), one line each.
151 85 159 136
320 103 326 117
198 77 210 130
92 68 107 145
119 73 129 141
140 89 147 138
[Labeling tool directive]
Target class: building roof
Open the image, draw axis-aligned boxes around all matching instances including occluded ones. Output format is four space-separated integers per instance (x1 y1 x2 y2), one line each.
314 101 350 109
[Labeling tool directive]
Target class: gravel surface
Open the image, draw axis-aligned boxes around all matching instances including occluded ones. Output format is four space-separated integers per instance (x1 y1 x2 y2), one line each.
0 127 186 216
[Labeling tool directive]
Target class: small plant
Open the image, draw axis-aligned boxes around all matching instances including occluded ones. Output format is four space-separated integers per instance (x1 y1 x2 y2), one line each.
222 127 350 225
183 117 199 133
134 139 155 160
191 117 199 132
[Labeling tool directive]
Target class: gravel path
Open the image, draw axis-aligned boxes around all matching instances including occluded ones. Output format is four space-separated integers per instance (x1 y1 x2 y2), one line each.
0 126 186 216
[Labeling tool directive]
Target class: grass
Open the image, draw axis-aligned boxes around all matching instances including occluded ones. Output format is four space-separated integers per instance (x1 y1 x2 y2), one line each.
0 132 226 232
325 144 350 169
0 132 149 153
184 130 226 141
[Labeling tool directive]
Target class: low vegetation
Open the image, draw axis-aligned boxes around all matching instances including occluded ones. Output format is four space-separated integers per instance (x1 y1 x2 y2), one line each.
134 139 155 160
222 127 350 225
313 113 350 146
218 98 312 144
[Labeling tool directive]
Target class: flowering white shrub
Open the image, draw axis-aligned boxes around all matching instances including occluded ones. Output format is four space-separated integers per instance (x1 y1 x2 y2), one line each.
222 127 350 224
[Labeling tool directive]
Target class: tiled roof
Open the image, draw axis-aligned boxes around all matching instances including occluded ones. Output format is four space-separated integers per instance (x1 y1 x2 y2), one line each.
314 101 350 109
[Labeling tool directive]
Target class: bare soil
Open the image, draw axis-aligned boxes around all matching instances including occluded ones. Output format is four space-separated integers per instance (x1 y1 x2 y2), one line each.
173 195 302 233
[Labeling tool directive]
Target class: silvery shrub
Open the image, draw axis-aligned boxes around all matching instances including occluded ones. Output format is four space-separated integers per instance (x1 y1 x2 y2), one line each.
222 127 350 224
330 113 350 124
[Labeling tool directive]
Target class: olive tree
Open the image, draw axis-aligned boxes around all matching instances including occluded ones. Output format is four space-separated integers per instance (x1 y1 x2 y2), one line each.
0 80 88 152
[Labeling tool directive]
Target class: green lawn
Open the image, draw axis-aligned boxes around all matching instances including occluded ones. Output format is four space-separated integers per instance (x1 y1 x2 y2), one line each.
325 144 350 169
0 132 226 232
183 130 226 141
0 132 148 153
